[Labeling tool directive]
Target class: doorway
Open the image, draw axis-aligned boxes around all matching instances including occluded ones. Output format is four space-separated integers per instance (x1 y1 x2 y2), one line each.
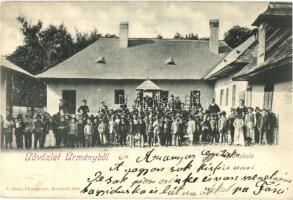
62 90 76 114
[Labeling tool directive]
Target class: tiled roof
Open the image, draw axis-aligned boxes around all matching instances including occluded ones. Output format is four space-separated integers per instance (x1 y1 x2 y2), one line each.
233 25 292 80
203 36 256 80
37 38 231 80
252 2 292 26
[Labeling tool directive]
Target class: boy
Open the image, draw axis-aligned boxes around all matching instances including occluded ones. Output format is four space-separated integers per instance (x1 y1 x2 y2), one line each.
210 114 218 144
34 115 45 148
76 115 85 148
84 118 93 148
24 114 34 149
137 117 146 147
68 117 78 148
171 117 179 147
218 111 228 144
15 114 25 149
153 116 161 146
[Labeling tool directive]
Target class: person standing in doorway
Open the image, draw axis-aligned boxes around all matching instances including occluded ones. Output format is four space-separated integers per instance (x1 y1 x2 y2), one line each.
78 99 90 118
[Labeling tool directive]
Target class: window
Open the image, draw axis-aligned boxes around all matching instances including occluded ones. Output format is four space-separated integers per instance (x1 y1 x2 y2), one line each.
232 85 236 106
264 83 274 110
246 86 252 107
114 90 125 104
96 56 105 64
165 57 176 65
220 89 224 106
225 88 229 106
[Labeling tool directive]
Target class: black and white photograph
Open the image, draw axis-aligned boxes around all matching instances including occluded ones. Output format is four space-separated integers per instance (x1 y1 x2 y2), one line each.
0 1 292 199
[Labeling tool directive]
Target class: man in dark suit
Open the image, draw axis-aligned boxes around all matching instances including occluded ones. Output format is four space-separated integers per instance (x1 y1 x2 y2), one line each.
257 109 269 145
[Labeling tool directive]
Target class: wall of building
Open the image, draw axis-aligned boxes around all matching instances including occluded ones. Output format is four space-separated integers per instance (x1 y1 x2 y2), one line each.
214 74 248 113
0 69 7 119
250 75 292 146
46 79 214 115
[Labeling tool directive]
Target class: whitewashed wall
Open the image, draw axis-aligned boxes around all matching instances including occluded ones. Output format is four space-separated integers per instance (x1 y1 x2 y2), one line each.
0 69 7 119
214 74 248 113
46 79 214 115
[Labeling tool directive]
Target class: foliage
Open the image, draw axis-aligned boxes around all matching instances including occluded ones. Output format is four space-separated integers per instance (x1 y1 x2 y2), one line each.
156 34 163 39
7 16 104 75
174 32 199 40
224 25 252 48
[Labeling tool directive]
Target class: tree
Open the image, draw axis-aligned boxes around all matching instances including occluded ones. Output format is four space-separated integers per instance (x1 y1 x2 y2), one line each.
156 34 163 39
8 16 104 74
185 33 199 40
174 32 184 39
224 25 252 48
104 33 117 38
174 32 199 40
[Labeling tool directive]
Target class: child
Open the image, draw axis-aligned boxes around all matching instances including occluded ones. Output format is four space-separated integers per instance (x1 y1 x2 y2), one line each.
187 116 195 145
171 117 179 146
128 119 134 147
34 115 45 148
44 117 56 148
24 115 34 149
4 115 14 149
210 114 218 144
163 116 172 147
218 111 228 144
15 115 25 149
233 112 245 146
109 116 116 147
201 114 211 144
84 119 93 148
245 107 255 145
193 115 201 144
120 117 128 146
93 118 99 147
146 118 154 147
77 116 85 148
227 108 236 145
137 117 146 147
97 118 104 146
153 116 161 146
68 117 78 148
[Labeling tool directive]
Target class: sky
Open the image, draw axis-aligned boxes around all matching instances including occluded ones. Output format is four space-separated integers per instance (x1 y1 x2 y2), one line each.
0 1 268 55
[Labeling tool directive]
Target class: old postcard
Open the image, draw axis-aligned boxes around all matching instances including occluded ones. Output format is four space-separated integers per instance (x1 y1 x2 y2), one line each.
0 1 292 199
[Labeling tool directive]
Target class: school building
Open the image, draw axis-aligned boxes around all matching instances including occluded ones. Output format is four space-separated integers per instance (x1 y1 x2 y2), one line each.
37 20 231 114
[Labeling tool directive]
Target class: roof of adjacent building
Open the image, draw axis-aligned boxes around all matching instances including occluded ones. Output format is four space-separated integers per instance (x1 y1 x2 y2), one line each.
234 18 292 80
252 2 292 26
37 38 231 80
1 57 36 78
203 35 256 80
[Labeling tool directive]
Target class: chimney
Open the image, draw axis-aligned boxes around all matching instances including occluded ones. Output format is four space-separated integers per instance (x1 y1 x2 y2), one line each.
209 19 219 54
119 22 129 48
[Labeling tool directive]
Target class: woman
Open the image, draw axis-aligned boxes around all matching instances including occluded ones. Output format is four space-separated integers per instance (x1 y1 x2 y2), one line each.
233 112 245 146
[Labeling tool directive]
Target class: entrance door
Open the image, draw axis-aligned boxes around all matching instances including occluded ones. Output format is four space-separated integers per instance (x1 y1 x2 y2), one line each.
62 90 76 114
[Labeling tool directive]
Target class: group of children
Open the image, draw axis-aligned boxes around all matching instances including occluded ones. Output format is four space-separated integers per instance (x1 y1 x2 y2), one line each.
1 98 278 149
